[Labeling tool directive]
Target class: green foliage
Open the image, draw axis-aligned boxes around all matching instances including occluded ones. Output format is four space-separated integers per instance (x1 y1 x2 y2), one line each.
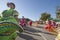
40 12 51 21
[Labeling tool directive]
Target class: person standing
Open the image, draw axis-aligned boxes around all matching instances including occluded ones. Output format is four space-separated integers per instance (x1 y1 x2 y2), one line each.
51 20 57 28
20 16 26 27
45 20 55 32
29 20 32 26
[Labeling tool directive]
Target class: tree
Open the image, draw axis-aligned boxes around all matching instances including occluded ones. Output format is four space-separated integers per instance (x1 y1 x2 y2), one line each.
40 12 51 21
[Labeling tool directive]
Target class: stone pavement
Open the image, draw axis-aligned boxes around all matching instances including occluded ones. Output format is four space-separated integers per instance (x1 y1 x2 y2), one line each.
16 25 56 40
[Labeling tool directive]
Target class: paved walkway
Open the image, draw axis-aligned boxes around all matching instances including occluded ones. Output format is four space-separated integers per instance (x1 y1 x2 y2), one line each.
16 25 56 40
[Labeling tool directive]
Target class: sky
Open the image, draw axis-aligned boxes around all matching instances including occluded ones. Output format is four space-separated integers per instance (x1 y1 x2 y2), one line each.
0 0 60 21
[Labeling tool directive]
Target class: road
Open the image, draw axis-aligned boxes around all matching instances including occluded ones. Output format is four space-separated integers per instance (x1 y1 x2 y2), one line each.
16 25 56 40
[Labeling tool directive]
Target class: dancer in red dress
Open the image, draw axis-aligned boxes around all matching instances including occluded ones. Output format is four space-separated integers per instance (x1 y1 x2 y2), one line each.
45 20 55 32
20 16 26 27
29 21 32 26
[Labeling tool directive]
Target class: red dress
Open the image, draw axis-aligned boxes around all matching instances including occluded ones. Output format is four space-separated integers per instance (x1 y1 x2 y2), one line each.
20 18 26 27
45 20 55 32
29 21 32 26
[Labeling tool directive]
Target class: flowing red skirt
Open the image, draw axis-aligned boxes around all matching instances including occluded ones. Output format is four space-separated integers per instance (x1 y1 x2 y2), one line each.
45 24 55 32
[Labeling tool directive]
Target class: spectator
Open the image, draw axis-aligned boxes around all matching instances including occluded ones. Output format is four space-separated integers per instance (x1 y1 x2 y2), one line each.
51 20 57 28
29 20 32 26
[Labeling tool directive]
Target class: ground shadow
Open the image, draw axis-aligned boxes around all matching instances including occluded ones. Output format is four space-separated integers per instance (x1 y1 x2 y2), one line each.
23 26 56 35
24 31 41 36
17 33 37 40
36 26 44 28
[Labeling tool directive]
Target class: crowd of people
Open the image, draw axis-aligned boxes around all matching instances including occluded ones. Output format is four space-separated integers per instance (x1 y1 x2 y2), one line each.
19 16 60 40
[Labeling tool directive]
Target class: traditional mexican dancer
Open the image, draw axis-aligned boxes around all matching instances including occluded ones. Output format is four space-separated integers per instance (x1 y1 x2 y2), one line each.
51 20 57 28
20 16 26 27
0 2 23 40
28 20 32 26
45 20 55 32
